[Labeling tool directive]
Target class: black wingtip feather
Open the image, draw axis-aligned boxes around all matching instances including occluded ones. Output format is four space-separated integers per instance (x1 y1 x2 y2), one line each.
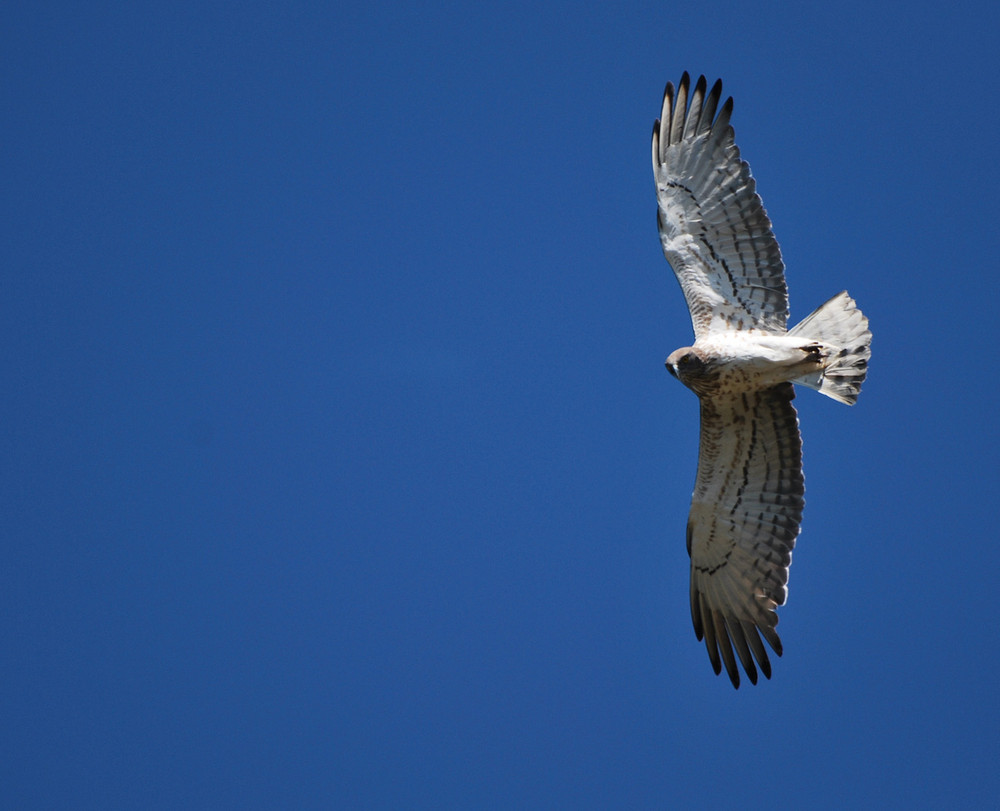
699 595 722 675
668 73 690 145
742 621 773 680
726 618 759 685
761 624 783 657
713 94 734 134
690 580 704 641
657 75 735 146
710 609 740 688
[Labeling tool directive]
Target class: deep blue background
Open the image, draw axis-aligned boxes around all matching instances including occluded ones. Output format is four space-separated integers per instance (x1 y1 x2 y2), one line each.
4 1 999 807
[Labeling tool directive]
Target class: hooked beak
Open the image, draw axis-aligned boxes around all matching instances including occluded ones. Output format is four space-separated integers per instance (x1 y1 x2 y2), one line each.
665 360 677 378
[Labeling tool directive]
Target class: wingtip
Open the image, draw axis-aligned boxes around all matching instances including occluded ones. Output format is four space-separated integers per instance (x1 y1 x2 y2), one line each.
662 79 675 106
693 73 707 95
658 74 735 146
714 94 735 132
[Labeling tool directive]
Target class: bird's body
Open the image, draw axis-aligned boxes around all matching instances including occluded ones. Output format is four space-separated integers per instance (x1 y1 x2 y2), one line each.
652 73 871 687
668 333 827 396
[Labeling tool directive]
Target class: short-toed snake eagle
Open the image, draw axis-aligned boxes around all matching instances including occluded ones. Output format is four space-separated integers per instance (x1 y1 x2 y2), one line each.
652 73 872 687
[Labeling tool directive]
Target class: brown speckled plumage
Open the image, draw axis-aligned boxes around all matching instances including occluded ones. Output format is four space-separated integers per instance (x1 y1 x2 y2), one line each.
653 74 872 687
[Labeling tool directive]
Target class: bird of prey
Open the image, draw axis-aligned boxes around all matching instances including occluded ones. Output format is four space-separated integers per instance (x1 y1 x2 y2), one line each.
652 73 871 688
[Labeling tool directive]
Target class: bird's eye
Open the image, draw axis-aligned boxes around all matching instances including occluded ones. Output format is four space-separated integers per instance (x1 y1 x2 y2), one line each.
680 353 693 366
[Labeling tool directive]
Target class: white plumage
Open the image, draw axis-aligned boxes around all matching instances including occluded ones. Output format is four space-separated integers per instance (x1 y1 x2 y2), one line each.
653 74 872 687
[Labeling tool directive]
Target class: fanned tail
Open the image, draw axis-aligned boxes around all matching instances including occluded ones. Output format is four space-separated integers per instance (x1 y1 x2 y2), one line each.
789 291 871 405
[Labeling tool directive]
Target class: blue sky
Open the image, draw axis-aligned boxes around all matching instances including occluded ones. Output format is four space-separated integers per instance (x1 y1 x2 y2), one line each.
3 1 999 807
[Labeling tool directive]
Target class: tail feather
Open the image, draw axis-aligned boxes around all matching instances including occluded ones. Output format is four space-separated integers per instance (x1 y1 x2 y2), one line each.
789 291 871 405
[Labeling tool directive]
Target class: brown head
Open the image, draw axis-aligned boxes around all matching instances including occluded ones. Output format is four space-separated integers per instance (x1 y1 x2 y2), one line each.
665 347 716 394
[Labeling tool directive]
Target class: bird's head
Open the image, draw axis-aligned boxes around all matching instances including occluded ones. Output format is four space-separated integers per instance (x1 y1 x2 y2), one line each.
666 347 712 392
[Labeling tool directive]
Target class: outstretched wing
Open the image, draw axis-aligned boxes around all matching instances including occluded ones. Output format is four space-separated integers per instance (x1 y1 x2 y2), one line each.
687 383 804 687
651 73 788 339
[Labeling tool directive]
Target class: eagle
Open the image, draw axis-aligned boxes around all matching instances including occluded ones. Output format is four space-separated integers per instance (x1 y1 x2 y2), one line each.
652 73 872 687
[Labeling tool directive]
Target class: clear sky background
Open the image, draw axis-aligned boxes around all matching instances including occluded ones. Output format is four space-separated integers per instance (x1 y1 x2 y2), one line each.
3 1 999 808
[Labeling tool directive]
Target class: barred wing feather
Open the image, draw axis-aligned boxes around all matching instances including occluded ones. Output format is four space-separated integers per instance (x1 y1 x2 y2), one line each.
651 73 789 338
687 383 804 687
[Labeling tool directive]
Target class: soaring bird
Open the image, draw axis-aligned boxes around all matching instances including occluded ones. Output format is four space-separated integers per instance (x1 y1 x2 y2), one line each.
652 73 871 687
